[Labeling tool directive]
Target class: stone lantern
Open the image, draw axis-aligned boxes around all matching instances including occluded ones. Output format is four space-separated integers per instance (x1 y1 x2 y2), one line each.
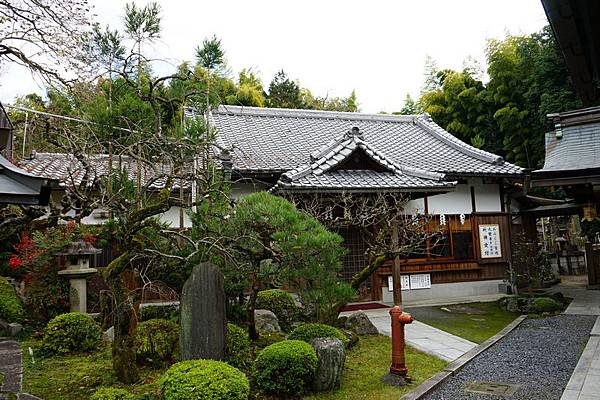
56 238 101 313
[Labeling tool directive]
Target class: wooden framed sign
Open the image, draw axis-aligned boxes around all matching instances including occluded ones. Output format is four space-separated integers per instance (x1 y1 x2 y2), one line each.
479 224 502 258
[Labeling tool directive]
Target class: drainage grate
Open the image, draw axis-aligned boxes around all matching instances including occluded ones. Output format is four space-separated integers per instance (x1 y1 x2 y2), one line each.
465 381 520 397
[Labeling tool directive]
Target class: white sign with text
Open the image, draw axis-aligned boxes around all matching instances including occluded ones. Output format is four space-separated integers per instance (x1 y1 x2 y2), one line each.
388 274 430 291
479 224 502 258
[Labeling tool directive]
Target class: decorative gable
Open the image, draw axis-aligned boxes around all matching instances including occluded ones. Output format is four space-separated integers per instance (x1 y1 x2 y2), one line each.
275 127 455 193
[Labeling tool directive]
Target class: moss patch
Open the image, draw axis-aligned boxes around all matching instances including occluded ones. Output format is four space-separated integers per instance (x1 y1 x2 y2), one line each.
304 335 447 400
22 335 446 400
405 301 520 344
21 339 163 400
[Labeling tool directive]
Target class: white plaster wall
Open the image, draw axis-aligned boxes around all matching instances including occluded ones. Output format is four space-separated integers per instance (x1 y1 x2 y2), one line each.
381 279 505 305
230 181 269 200
405 178 501 215
158 206 193 228
474 179 502 212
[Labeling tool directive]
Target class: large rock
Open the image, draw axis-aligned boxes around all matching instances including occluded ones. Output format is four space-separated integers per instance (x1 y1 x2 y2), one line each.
102 326 114 342
345 311 379 335
8 322 22 336
310 338 345 392
180 263 226 360
255 309 281 333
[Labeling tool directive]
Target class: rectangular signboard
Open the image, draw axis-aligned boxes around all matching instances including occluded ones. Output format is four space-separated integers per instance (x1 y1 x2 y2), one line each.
388 274 430 291
479 224 502 258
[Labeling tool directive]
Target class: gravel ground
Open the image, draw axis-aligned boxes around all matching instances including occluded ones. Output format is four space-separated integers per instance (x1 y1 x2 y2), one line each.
423 314 596 400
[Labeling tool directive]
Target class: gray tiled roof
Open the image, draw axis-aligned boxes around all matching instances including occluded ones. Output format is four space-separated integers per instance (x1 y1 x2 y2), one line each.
276 127 454 192
1 154 52 205
537 122 600 172
210 105 523 177
18 152 191 190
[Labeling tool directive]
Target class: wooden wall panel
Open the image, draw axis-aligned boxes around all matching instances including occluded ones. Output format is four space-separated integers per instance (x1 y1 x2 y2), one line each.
473 213 511 264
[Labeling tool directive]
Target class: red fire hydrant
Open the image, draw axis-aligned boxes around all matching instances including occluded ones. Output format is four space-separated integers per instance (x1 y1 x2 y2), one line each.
389 305 414 376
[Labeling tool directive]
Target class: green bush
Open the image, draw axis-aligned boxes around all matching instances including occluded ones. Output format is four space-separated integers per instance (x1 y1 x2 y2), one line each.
134 319 179 362
90 387 134 400
159 359 249 400
139 304 179 323
0 276 25 323
254 331 286 350
253 340 317 397
530 297 563 314
256 289 298 331
41 312 101 355
288 323 349 347
225 323 251 370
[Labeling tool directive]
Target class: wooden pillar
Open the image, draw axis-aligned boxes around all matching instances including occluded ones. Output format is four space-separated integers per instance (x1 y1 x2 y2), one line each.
392 224 403 306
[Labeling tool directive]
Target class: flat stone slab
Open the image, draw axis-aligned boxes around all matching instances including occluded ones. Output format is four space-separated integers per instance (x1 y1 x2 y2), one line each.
560 287 600 316
0 339 22 394
367 312 477 362
561 317 600 400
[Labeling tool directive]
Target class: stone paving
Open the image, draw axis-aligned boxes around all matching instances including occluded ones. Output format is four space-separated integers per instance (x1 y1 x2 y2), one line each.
556 278 600 400
0 339 22 395
343 307 478 362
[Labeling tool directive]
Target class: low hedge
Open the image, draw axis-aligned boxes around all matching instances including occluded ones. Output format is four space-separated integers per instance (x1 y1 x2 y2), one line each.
134 318 179 362
90 387 134 400
530 297 563 314
225 323 251 370
41 312 101 355
288 323 349 347
256 289 298 331
159 359 249 400
253 340 317 397
0 276 25 323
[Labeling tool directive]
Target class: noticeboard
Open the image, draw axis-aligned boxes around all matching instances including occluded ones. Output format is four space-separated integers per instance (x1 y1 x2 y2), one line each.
479 223 502 258
388 274 430 291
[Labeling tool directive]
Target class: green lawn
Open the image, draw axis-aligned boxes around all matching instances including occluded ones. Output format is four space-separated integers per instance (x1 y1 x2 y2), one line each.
405 301 520 344
22 335 446 400
304 335 447 400
21 340 164 400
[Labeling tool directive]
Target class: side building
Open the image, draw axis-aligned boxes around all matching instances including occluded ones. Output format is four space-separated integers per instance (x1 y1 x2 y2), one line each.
210 105 523 303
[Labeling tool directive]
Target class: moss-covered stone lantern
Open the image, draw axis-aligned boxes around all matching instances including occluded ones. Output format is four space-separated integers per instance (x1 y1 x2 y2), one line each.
56 238 101 313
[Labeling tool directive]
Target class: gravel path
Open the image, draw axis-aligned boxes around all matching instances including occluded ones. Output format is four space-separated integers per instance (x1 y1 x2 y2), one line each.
423 314 596 400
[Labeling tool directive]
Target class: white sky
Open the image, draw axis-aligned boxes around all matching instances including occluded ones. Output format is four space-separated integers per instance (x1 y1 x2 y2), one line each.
0 0 549 113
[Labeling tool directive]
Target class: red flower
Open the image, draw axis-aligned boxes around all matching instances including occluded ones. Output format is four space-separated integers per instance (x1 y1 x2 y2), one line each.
8 255 21 271
14 234 34 252
83 234 97 245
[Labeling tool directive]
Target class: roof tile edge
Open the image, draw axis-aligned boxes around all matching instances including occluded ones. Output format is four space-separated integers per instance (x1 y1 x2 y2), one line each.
214 104 417 123
415 115 506 166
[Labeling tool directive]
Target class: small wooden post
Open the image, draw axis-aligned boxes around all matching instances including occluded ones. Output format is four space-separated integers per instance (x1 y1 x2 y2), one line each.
392 224 403 306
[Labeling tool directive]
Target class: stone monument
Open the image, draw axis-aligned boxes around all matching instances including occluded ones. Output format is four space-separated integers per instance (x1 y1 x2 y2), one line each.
180 262 226 360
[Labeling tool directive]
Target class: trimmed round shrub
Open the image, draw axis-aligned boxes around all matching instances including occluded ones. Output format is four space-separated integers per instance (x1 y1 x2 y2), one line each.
134 318 179 362
0 276 25 323
253 340 317 397
256 289 298 331
225 323 251 370
159 359 249 400
530 297 563 314
288 323 349 347
254 331 286 350
90 387 134 400
41 312 101 354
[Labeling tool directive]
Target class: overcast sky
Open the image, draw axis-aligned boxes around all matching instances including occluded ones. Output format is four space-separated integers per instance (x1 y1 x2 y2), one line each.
1 0 549 113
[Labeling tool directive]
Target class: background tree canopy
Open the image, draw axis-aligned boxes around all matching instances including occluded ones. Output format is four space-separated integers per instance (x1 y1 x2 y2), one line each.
419 26 589 168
